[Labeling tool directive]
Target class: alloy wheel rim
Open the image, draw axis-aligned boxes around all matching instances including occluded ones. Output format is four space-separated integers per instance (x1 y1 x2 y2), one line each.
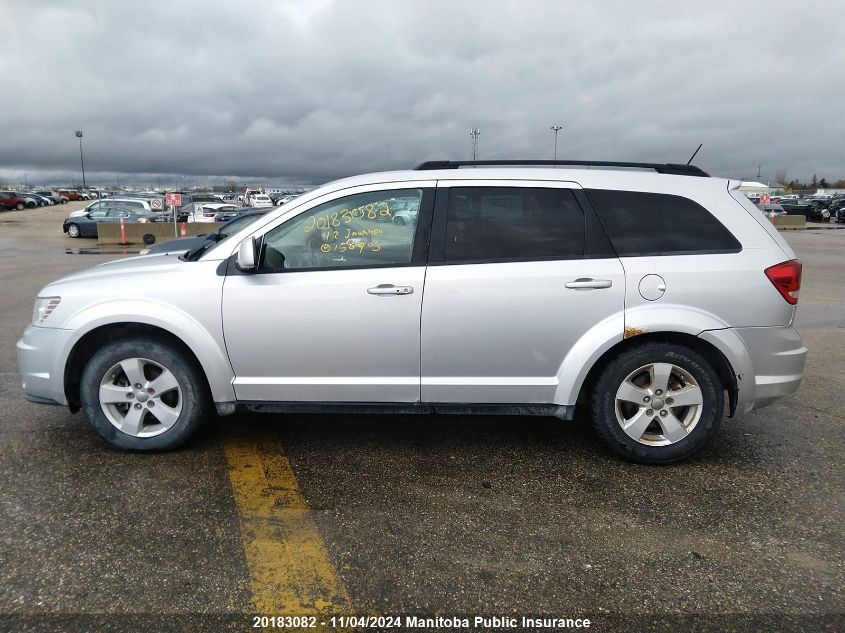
99 357 183 437
614 362 703 446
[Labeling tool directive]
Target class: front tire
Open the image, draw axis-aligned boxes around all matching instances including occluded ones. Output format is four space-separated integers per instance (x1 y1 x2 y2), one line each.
79 337 208 451
15 202 24 210
591 342 724 464
66 223 81 238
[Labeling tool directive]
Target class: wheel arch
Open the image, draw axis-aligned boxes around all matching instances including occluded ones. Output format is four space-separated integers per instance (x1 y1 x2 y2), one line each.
63 321 233 411
574 331 739 417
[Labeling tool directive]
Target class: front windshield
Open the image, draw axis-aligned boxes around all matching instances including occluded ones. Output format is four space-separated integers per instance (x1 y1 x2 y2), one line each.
184 214 264 260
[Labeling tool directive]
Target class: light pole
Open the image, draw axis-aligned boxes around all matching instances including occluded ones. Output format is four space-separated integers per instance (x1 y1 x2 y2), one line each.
550 125 563 160
75 130 87 190
469 128 481 160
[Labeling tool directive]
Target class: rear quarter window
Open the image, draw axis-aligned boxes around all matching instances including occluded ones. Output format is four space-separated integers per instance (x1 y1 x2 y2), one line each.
585 189 741 256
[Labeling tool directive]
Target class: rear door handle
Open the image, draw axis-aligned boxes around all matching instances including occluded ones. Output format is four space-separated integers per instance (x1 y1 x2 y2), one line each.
367 284 414 295
565 278 613 290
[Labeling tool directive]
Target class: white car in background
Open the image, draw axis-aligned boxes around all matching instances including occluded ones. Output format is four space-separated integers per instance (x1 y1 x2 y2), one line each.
67 198 157 218
390 199 421 226
188 203 238 223
245 194 274 208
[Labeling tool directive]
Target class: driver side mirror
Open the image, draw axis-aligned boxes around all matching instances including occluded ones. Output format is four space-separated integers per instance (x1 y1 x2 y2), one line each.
236 236 259 272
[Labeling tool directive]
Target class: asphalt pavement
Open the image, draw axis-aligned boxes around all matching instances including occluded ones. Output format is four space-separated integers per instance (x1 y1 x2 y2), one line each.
0 202 842 632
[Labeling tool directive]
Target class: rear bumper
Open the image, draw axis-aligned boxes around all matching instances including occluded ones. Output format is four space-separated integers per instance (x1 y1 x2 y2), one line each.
700 325 807 416
16 325 74 407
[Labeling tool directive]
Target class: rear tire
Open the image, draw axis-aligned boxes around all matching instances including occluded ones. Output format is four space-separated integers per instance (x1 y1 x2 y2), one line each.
591 342 724 464
79 337 209 451
15 203 24 210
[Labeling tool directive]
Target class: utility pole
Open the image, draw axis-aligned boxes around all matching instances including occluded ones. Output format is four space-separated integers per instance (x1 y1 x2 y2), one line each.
757 165 761 181
469 128 481 161
75 131 86 190
550 125 563 160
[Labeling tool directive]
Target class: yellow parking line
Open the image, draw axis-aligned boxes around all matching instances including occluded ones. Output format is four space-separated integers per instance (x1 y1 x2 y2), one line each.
224 435 352 615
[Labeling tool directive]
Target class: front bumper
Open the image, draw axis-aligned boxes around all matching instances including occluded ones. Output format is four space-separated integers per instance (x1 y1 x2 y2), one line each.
700 325 807 416
16 325 75 407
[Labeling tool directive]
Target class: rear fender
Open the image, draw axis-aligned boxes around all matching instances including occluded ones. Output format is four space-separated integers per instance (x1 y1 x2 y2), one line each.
554 305 734 406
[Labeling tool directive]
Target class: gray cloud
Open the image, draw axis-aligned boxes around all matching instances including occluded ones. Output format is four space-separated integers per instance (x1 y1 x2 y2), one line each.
2 0 843 187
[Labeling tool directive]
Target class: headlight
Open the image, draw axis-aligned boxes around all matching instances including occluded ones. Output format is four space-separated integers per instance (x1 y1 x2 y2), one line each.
32 296 61 325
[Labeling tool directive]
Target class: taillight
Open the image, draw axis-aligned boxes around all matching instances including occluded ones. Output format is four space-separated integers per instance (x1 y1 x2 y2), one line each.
765 259 802 305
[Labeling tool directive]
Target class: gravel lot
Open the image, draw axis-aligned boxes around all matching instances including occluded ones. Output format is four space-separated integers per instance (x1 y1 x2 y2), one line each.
0 202 842 632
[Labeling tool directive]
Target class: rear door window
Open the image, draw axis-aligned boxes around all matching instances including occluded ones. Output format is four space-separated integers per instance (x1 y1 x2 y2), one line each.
586 189 741 256
443 187 585 262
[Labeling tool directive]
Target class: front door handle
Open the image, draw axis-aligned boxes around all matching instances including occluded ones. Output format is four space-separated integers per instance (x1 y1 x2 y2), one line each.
367 284 414 296
565 278 613 290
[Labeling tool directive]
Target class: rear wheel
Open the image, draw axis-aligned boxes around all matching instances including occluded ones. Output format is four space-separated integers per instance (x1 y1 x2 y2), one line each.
79 337 208 451
591 342 724 464
15 202 24 210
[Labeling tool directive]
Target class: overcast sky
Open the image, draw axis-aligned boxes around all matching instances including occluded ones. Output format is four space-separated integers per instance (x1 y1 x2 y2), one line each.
2 0 843 187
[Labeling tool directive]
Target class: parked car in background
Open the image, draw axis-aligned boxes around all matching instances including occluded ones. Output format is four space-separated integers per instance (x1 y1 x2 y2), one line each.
187 203 235 223
21 193 52 207
0 191 29 210
63 207 157 238
245 193 273 208
6 192 39 209
58 190 84 201
213 206 253 223
779 200 829 221
139 210 270 255
68 197 159 219
828 198 845 222
389 199 420 225
34 190 68 204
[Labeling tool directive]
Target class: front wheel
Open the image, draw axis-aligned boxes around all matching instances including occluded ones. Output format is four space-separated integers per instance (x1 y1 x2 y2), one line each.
79 337 208 451
591 342 724 464
15 202 24 210
66 223 81 238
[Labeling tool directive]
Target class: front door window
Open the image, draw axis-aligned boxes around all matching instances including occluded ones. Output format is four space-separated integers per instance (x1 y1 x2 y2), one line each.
259 189 423 271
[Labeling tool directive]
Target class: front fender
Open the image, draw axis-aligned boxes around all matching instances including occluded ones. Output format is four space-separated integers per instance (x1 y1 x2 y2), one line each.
61 299 235 403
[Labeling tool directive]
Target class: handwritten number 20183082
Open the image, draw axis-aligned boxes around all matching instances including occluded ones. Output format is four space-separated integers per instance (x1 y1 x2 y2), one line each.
303 202 392 233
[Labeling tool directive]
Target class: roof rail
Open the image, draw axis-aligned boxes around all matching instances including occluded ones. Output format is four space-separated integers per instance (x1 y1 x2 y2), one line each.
414 160 709 177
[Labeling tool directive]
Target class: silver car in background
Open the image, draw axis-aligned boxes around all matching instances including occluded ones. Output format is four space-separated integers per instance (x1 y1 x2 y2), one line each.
17 160 807 463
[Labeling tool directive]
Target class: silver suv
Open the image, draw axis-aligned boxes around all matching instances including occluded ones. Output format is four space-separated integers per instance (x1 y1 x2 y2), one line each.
17 160 807 463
